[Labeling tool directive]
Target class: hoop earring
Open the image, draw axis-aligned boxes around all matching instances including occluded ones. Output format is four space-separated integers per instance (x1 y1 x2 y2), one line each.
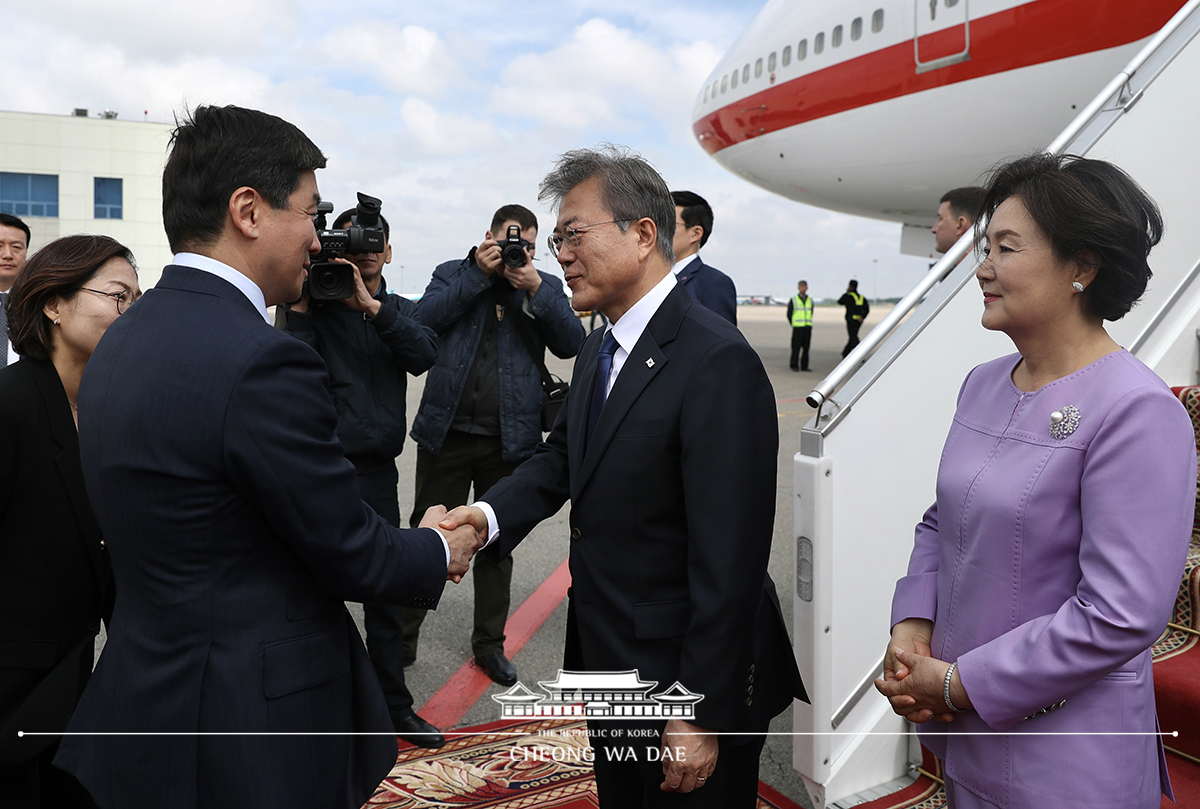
1071 282 1084 293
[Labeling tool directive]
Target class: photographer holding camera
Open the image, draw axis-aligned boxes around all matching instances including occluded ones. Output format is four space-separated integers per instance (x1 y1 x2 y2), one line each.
406 204 584 686
279 200 446 748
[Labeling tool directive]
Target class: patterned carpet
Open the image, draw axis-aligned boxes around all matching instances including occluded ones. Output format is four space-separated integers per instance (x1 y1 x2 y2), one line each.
365 718 804 808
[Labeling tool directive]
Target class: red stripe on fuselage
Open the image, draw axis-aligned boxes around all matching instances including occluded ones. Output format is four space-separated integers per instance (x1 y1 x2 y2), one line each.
694 0 1184 155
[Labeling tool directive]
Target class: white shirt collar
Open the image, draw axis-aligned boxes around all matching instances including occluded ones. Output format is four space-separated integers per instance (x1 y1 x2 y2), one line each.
607 270 678 359
671 253 700 277
172 253 270 323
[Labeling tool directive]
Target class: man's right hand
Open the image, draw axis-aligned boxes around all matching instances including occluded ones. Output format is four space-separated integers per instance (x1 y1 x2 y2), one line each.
475 235 503 276
418 505 484 583
439 505 489 545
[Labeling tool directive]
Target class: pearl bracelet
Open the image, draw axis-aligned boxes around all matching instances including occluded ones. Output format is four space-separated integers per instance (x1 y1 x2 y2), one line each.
943 662 964 712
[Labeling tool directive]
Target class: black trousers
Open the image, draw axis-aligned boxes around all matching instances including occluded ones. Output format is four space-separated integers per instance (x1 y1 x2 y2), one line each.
354 463 415 719
588 720 766 808
789 326 811 370
403 432 520 659
842 318 862 357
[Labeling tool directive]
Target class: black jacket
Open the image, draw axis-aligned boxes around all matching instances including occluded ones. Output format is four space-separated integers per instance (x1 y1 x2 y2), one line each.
283 282 437 468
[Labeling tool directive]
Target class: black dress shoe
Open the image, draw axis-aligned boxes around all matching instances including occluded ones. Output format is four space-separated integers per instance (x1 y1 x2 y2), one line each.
394 711 445 748
475 652 517 686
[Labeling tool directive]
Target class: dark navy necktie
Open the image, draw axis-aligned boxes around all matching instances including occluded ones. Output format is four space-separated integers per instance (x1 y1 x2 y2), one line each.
586 331 619 445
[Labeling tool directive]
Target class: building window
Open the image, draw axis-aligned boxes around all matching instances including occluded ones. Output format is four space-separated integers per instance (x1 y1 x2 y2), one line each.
852 17 863 40
0 172 59 217
815 32 825 54
94 177 123 219
798 39 808 60
873 9 885 32
782 45 792 66
768 52 777 72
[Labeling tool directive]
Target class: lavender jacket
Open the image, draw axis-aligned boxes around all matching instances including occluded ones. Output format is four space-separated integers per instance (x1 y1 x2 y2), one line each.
891 350 1196 808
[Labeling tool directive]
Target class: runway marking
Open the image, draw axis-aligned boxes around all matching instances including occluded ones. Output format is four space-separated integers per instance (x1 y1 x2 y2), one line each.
416 556 572 729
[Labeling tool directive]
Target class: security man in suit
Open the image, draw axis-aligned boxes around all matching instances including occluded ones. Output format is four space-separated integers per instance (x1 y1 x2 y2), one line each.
442 145 806 808
0 213 31 366
53 104 483 809
669 191 737 325
787 280 813 372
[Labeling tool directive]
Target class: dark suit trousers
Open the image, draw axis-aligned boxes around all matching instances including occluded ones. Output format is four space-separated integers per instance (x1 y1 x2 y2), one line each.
404 432 518 658
588 720 765 809
789 326 811 370
355 464 415 718
842 319 862 357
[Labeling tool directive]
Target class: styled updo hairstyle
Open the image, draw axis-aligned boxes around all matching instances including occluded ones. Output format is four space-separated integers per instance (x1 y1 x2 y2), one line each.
976 153 1162 321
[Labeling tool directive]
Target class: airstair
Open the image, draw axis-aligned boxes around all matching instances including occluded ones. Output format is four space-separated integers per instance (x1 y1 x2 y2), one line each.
790 1 1200 805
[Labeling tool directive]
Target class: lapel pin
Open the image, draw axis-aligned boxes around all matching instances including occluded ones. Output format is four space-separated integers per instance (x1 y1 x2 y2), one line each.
646 358 655 368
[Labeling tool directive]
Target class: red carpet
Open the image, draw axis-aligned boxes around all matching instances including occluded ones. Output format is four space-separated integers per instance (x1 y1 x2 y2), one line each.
853 746 945 809
365 718 804 808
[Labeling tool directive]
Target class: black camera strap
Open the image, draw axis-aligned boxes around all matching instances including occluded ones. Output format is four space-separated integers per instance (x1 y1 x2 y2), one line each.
491 283 558 390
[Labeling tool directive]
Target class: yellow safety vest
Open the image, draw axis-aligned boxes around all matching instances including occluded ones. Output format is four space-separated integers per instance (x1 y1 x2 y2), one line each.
791 295 813 327
848 292 865 321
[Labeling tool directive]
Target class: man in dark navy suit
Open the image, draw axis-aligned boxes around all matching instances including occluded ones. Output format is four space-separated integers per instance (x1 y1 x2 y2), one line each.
443 147 806 807
54 105 482 809
669 190 737 325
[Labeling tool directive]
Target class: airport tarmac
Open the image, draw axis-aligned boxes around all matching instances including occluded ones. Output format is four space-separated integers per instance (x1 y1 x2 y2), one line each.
94 301 894 809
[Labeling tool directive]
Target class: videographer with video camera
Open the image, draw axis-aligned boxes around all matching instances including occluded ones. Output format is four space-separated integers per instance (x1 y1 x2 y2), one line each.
279 196 445 747
406 204 584 687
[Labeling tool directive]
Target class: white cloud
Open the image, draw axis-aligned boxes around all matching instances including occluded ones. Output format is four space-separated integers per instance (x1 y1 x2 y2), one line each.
320 24 470 97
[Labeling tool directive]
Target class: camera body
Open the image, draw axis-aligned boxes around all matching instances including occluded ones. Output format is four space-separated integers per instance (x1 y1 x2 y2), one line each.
499 224 531 269
307 192 387 301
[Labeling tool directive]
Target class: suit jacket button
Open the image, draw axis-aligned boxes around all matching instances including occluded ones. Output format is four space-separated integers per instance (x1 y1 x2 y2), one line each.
100 540 106 550
748 664 755 675
745 696 754 707
571 527 582 540
747 685 754 696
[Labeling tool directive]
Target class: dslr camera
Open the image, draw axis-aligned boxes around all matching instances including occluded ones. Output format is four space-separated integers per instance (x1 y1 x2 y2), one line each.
498 224 533 269
307 192 387 301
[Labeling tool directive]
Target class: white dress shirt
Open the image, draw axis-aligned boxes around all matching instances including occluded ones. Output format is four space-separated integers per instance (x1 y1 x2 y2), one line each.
671 253 701 278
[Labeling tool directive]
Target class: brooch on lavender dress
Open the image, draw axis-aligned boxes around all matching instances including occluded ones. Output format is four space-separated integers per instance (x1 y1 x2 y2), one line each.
1049 405 1081 439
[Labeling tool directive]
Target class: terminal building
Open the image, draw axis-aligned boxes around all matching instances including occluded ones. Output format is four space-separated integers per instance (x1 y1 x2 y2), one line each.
1 108 174 287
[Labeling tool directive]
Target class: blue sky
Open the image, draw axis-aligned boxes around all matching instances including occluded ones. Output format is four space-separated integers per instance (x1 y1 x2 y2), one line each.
1 0 935 298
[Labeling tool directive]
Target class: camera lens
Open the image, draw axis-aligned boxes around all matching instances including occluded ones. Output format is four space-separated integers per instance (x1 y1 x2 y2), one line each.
501 243 527 268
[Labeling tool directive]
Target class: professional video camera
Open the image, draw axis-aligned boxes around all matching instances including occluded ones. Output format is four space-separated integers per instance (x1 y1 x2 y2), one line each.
307 192 387 301
498 224 533 269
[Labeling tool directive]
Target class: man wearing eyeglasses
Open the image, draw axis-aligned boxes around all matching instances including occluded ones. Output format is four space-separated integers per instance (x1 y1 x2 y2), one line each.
442 146 807 807
406 204 584 687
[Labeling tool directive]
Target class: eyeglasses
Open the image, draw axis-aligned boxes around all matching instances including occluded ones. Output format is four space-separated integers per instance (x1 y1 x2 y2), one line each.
78 287 135 314
547 219 634 258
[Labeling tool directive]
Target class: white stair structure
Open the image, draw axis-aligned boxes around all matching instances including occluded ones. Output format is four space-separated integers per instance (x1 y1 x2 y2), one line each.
791 2 1200 806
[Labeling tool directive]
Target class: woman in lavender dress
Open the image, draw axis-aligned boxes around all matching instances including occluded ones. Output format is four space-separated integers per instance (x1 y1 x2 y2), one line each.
875 154 1196 808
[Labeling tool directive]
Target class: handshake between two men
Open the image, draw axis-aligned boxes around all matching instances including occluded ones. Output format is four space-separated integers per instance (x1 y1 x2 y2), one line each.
419 504 490 583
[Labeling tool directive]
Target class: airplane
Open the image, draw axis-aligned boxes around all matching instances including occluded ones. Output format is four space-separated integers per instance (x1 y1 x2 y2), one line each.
691 0 1189 255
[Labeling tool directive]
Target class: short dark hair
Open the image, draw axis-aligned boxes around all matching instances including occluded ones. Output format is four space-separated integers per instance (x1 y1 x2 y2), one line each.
490 204 538 235
333 209 390 241
977 153 1162 321
0 213 30 246
671 190 714 249
162 105 327 254
848 279 858 290
939 187 987 223
539 144 675 264
6 234 136 361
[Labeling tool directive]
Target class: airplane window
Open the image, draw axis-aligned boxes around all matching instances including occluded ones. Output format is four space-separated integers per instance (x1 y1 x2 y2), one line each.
743 64 750 83
946 0 959 5
873 9 884 32
815 32 825 54
832 25 843 47
782 45 791 66
852 17 863 40
713 81 719 98
704 85 709 102
731 69 738 89
798 39 807 60
768 52 776 72
721 75 728 93
755 58 763 78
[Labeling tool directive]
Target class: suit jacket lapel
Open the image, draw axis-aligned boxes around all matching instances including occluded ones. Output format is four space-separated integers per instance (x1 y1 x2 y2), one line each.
568 329 603 487
676 256 702 286
573 285 692 496
28 360 107 586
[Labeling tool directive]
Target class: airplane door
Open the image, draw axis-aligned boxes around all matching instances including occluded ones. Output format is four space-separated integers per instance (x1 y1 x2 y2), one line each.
914 0 970 73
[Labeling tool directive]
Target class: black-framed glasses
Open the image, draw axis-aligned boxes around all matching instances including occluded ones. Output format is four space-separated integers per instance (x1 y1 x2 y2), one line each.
547 219 634 258
78 287 135 314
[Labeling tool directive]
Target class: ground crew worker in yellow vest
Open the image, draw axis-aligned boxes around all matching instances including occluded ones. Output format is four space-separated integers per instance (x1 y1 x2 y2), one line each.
788 280 814 372
837 279 870 358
